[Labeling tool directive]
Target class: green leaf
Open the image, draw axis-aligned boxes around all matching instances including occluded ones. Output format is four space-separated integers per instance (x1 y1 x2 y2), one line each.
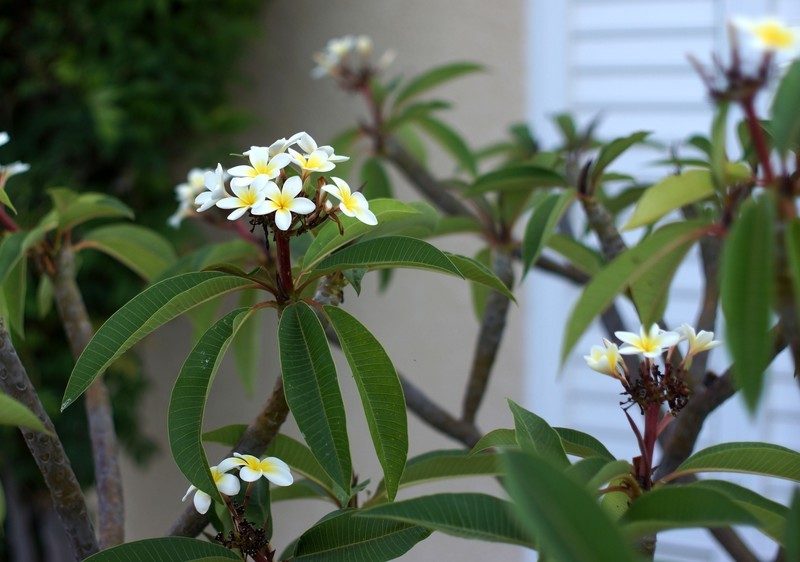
503 451 639 562
48 188 134 231
508 400 569 468
444 252 516 302
271 479 333 503
243 478 271 537
303 200 423 270
547 234 603 276
620 485 758 537
361 493 535 548
394 124 427 165
466 165 568 196
562 221 707 363
667 442 800 483
770 60 800 154
466 247 491 320
787 489 800 560
565 457 614 486
36 275 53 319
265 434 337 500
168 308 251 501
324 306 407 502
0 188 16 214
279 303 351 500
292 509 430 562
202 424 247 446
360 158 393 200
157 239 260 282
81 537 240 561
721 195 775 411
367 450 502 507
62 271 253 410
688 480 789 543
629 228 697 326
0 254 26 338
0 392 51 435
623 169 716 230
394 62 484 106
385 100 451 130
710 102 730 191
80 224 177 282
0 221 54 287
413 115 476 176
785 219 800 332
522 189 576 274
302 236 462 286
586 460 632 491
470 428 517 455
590 131 650 186
554 427 615 461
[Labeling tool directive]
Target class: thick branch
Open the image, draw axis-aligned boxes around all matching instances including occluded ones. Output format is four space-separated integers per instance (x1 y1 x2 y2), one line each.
168 375 290 537
461 250 514 424
52 245 125 548
581 197 627 262
383 137 476 218
401 374 481 447
0 320 99 560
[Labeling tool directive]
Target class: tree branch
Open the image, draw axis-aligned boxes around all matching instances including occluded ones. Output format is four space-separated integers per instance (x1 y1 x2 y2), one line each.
0 320 99 560
461 250 514 424
51 245 125 548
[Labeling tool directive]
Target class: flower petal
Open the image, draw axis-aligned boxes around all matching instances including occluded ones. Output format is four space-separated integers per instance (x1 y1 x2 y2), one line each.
297 133 318 154
282 176 303 199
228 165 255 178
217 457 242 473
193 490 212 514
239 466 262 482
274 209 292 231
288 197 316 215
182 485 197 502
226 206 249 221
261 457 293 486
216 473 241 496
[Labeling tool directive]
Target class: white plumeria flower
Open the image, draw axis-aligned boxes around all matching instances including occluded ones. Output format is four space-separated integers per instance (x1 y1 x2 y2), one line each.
195 164 228 212
182 459 241 515
268 133 304 158
323 177 377 226
311 36 355 78
0 132 9 147
0 132 30 181
676 324 722 357
168 168 209 228
295 133 349 164
584 338 625 380
216 177 272 220
258 175 316 231
356 35 373 58
615 324 681 359
734 16 800 55
228 147 291 189
229 453 293 486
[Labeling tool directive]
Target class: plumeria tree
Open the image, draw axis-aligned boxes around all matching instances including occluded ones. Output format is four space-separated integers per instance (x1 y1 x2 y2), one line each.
1 15 800 562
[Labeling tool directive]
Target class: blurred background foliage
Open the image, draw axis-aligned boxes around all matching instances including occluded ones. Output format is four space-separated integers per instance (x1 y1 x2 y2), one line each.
0 1 264 558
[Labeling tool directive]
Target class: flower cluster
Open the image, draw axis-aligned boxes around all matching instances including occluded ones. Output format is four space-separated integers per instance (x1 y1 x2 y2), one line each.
0 132 30 186
584 323 721 415
311 34 395 86
169 132 377 231
182 453 292 514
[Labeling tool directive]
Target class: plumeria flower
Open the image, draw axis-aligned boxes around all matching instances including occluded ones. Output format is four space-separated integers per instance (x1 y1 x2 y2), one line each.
268 132 304 158
182 458 241 515
323 177 377 225
0 132 30 182
676 324 722 357
216 177 271 220
311 35 356 78
288 132 349 176
229 453 293 486
228 147 291 189
258 175 316 231
584 338 625 380
168 167 210 228
296 133 349 163
195 164 228 212
615 324 681 359
734 16 799 56
0 132 9 147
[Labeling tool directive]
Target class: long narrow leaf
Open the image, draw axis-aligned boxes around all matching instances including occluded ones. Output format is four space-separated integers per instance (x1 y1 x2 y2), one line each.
522 189 576 274
81 224 177 282
324 306 407 502
394 62 483 106
666 442 800 483
360 493 535 548
63 271 253 410
292 509 430 562
413 114 476 176
82 537 239 561
509 400 569 468
623 169 716 230
0 392 51 435
721 195 775 411
169 308 251 500
503 451 639 562
279 303 351 500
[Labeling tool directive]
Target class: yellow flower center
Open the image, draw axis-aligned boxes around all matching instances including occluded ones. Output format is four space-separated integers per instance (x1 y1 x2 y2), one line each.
272 192 292 211
240 189 260 207
305 153 326 170
754 22 795 49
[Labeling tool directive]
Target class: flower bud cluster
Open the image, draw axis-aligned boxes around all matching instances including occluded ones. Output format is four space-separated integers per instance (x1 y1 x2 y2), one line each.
169 132 377 232
182 453 292 515
311 34 395 88
584 323 721 415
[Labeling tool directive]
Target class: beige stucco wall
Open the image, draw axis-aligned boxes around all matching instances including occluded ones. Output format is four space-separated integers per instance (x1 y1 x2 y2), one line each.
121 1 528 560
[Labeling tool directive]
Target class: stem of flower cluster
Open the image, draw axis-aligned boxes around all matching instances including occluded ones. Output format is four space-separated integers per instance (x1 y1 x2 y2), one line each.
741 96 775 187
274 231 294 299
641 403 661 490
0 205 19 232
